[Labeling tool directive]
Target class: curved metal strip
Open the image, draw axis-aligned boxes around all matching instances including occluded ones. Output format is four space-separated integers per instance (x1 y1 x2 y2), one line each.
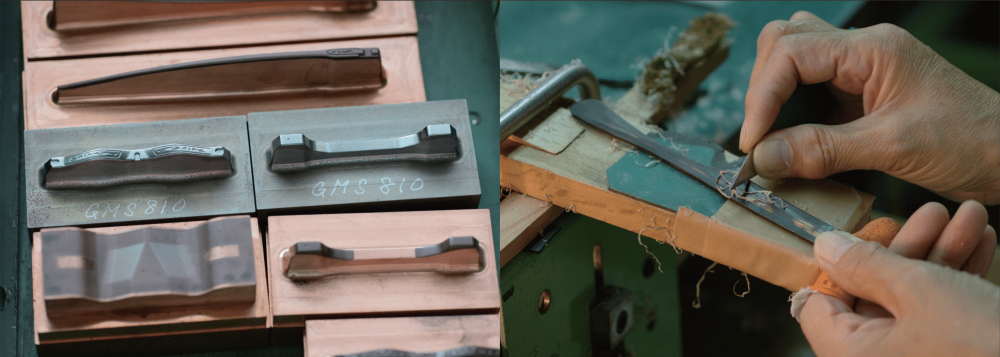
570 99 838 242
280 236 485 280
41 216 256 318
43 144 234 190
51 1 376 32
499 61 601 139
55 48 383 104
269 124 460 172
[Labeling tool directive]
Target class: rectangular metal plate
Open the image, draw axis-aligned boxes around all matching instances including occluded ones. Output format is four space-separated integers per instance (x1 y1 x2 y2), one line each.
33 216 269 344
22 1 417 60
25 116 255 228
267 209 499 327
248 100 481 212
24 36 425 130
304 315 500 357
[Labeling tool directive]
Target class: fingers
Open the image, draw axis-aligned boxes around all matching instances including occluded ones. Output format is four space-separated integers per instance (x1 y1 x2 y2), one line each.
750 120 879 179
961 225 997 277
743 31 859 152
927 200 990 270
750 12 838 85
889 202 950 259
813 231 920 315
799 292 890 357
742 12 846 152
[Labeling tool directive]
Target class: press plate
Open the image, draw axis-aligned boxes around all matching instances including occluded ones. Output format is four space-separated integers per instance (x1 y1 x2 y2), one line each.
25 116 255 228
248 100 481 212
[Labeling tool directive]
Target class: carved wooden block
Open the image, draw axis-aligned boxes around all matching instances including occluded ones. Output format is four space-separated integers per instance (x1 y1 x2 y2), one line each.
32 216 270 356
304 315 501 357
21 1 417 60
267 209 500 329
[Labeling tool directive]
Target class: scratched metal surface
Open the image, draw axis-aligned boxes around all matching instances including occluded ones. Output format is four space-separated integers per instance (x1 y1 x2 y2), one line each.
248 100 481 212
24 116 256 229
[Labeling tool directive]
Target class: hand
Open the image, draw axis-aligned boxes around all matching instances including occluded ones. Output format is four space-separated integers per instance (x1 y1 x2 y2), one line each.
799 200 999 357
740 11 1000 204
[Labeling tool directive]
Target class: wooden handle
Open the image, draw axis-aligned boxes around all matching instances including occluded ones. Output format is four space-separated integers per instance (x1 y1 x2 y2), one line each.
808 217 902 306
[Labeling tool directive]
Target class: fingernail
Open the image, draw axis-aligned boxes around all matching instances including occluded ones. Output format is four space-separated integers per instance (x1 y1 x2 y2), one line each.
756 137 792 174
739 123 748 152
815 231 860 264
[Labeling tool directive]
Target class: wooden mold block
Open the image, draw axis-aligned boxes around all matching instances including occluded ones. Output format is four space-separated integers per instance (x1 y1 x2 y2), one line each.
24 36 425 130
267 209 500 330
22 1 417 60
304 315 501 357
32 216 271 357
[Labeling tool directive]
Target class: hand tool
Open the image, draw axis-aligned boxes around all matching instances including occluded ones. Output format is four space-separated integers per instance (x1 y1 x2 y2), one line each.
732 148 757 191
570 99 838 242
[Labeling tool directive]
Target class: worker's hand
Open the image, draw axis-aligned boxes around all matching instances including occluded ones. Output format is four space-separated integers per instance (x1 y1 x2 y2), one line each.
854 200 997 318
740 11 1000 205
799 200 1000 357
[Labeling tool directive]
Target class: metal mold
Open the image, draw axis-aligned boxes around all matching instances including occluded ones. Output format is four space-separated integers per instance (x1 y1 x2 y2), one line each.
270 124 459 172
280 236 485 280
44 144 233 190
41 216 256 318
248 100 481 212
49 1 376 32
55 48 383 105
24 116 255 228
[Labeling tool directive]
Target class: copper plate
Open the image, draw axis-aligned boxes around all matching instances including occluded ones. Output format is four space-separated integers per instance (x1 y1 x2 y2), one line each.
21 1 417 60
304 315 500 357
24 36 425 130
267 209 500 328
32 216 270 345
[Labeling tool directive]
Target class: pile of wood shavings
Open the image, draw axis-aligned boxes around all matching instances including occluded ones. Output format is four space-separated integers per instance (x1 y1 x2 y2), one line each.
636 13 734 109
714 169 786 207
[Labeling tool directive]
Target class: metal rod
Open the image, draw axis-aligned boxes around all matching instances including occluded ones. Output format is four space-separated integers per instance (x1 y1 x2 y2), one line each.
499 62 601 139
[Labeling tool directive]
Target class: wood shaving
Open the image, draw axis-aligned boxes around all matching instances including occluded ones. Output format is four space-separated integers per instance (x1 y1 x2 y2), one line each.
692 261 718 309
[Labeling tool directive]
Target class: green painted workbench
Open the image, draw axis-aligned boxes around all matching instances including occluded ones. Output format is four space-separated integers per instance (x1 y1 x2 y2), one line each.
0 2 500 356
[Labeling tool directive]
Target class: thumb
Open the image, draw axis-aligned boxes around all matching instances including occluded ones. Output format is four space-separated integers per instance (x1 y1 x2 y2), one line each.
752 120 880 180
813 231 920 316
